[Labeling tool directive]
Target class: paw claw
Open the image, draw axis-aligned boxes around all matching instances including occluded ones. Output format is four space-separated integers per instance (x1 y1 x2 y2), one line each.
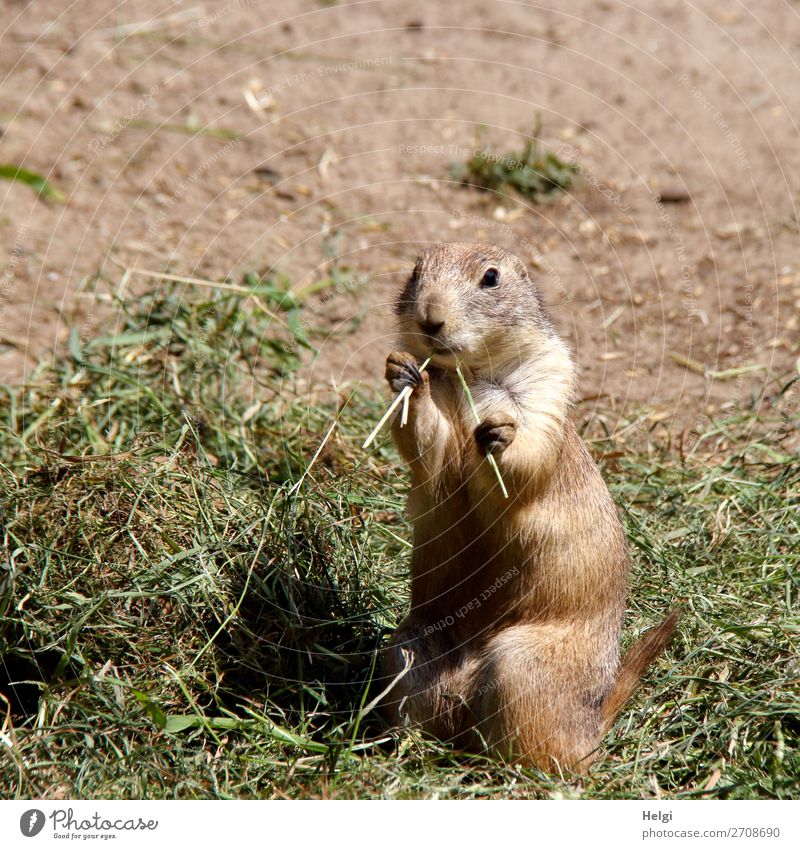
386 351 426 394
474 417 517 456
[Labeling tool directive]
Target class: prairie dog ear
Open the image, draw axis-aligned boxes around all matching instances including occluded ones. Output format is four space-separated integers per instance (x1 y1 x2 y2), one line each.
509 254 531 281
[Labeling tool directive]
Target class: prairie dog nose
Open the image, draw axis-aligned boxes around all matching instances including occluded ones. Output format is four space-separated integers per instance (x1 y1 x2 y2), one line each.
417 299 445 335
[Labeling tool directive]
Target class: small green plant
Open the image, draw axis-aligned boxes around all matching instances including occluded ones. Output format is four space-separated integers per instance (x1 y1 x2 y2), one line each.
0 164 64 201
449 117 578 202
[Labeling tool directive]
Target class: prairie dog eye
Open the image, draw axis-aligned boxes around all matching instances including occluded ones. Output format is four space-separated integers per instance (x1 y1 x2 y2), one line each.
480 267 500 289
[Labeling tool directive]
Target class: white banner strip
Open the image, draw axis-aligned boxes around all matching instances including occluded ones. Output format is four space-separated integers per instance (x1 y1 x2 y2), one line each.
0 799 797 848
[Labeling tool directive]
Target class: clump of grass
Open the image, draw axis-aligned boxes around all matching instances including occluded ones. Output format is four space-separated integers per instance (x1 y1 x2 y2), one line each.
0 272 402 797
449 117 578 202
0 272 797 798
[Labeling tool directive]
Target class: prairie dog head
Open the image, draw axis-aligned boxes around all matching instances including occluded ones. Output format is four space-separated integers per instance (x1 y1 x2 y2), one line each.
395 242 560 372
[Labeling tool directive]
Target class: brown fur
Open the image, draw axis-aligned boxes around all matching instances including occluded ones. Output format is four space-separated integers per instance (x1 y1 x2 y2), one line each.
380 242 677 772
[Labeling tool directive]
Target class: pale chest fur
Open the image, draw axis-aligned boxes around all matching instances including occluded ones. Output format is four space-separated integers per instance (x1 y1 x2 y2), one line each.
406 346 626 620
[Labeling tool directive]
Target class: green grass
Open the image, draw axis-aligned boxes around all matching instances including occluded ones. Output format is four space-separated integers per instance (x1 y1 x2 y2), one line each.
0 274 797 798
0 164 64 202
449 118 578 202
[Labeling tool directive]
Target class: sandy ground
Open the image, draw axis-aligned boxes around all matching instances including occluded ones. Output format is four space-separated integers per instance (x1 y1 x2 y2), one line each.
2 0 799 435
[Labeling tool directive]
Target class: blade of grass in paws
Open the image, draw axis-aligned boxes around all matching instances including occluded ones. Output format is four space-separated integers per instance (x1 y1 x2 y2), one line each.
455 364 509 499
363 356 432 449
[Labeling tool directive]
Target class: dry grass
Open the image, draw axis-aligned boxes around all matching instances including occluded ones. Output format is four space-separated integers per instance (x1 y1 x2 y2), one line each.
0 273 797 798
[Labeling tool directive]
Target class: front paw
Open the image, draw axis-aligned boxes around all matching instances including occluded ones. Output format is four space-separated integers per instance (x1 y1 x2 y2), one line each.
386 351 427 394
474 415 517 456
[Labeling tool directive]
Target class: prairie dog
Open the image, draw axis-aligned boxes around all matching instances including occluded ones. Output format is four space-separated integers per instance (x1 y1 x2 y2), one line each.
380 242 677 771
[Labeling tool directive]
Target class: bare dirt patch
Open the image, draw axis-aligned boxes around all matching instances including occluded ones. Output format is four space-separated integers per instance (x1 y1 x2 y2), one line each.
2 0 799 435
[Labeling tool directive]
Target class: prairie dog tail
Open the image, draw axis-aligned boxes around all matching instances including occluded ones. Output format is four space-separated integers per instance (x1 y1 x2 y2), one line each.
602 610 680 730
